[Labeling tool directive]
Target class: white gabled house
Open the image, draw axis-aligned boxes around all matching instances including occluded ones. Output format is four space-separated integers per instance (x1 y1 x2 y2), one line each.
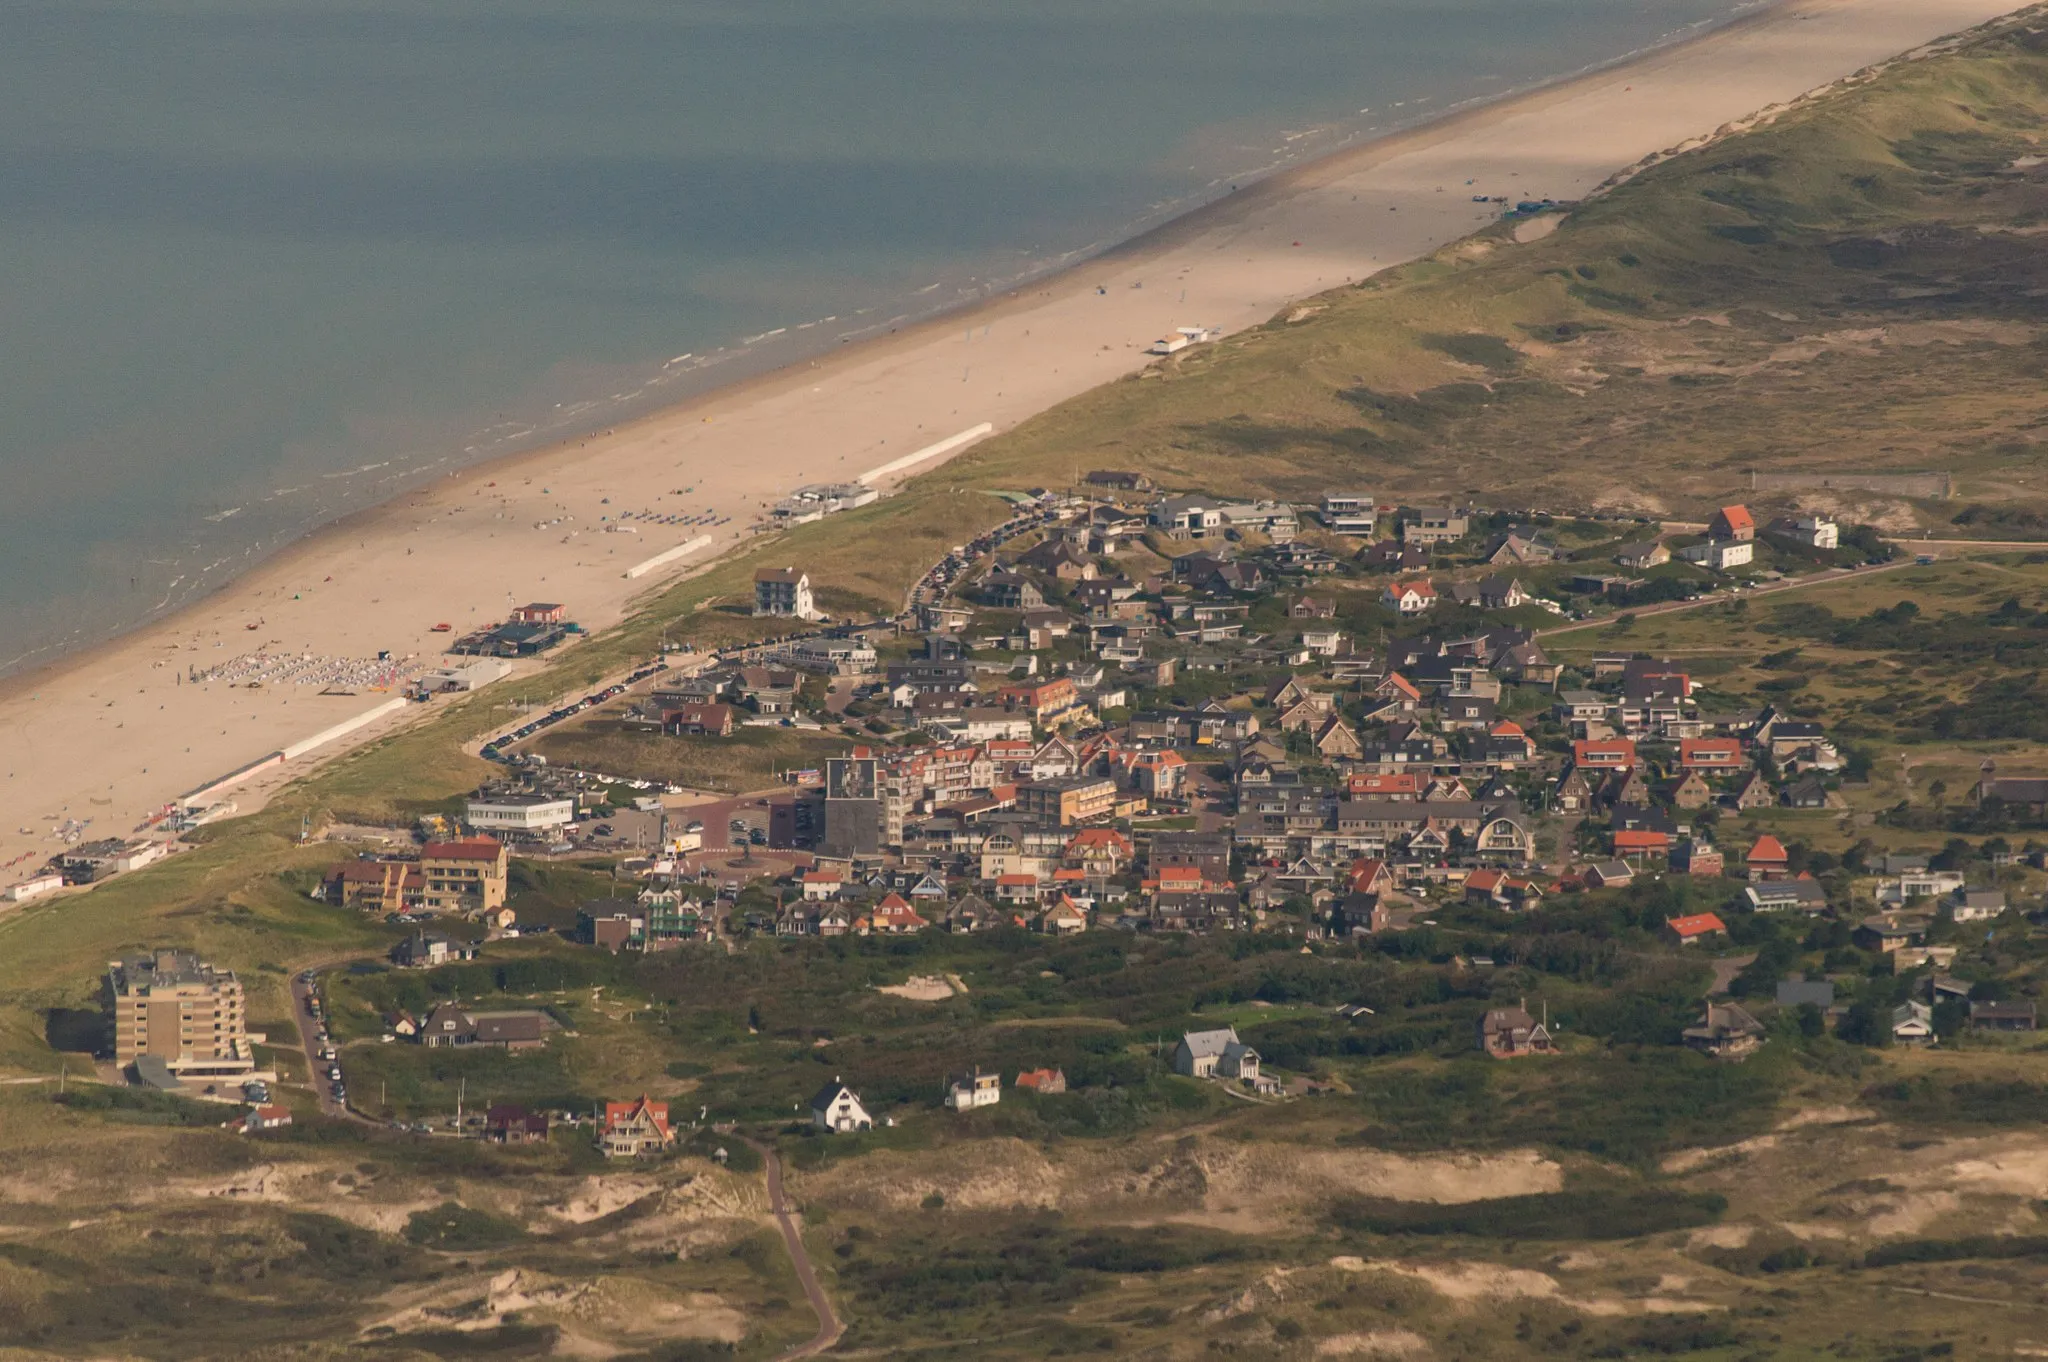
1173 1027 1260 1083
811 1080 875 1133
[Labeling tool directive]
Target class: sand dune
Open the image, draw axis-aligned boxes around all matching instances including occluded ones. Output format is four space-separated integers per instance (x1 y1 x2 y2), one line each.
0 0 2023 889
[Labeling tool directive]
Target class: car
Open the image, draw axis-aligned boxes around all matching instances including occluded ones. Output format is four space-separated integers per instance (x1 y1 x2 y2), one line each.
328 1065 343 1081
749 828 767 845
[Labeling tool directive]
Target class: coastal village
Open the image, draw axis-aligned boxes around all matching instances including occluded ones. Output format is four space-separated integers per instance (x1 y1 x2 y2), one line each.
94 471 2048 1152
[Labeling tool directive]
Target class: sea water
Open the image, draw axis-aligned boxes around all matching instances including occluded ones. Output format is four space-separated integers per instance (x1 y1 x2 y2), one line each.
0 0 1750 673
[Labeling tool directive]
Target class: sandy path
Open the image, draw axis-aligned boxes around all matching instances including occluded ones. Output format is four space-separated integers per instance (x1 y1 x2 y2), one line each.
0 0 2023 885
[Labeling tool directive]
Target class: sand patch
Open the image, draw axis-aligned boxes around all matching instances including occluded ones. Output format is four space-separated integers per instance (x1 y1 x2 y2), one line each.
1688 1224 1755 1249
1662 1134 1776 1174
877 974 955 1002
546 1175 664 1224
1316 1329 1429 1358
1775 1105 1877 1131
1380 1261 1714 1317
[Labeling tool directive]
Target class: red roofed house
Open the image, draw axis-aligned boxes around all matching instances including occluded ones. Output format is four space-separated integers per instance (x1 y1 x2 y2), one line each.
868 893 929 935
1348 858 1394 896
1015 1068 1068 1094
1666 912 1728 946
1465 868 1509 905
1745 835 1790 881
1710 505 1756 541
995 872 1042 904
1066 828 1134 874
1038 895 1090 934
1489 720 1536 759
1349 772 1423 801
600 1096 673 1158
997 676 1079 723
1383 579 1437 614
1122 749 1188 796
1614 828 1670 859
241 1104 294 1134
1574 738 1637 769
1679 738 1746 772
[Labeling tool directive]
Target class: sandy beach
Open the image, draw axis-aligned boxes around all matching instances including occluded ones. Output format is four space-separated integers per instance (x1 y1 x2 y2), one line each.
0 0 2023 884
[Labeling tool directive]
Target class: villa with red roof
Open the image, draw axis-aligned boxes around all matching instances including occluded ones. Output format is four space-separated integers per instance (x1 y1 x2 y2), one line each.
600 1096 673 1158
1666 912 1728 946
868 893 929 935
1745 834 1790 881
1383 579 1437 614
1710 505 1756 541
1574 738 1637 769
1679 738 1746 771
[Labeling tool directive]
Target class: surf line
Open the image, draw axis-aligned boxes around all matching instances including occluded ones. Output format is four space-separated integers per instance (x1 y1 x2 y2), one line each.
856 422 995 485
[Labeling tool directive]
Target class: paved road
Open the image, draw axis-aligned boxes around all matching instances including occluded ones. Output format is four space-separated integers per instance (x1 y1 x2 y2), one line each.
1536 557 1916 639
742 1136 845 1361
288 962 377 1123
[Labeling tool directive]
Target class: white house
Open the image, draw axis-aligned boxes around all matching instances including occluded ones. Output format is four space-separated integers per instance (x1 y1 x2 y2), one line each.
1148 495 1226 539
811 1080 875 1133
1174 1027 1260 1083
1677 539 1753 571
1796 515 1839 550
1382 579 1437 614
1877 870 1967 905
944 1069 1002 1111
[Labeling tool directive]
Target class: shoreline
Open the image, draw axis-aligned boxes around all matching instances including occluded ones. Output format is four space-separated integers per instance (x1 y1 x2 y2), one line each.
0 0 2026 883
0 0 1775 690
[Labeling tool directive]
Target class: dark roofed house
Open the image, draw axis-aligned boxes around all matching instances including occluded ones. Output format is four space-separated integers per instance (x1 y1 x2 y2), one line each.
485 1104 550 1143
1478 1004 1553 1058
1970 1001 2037 1032
1776 979 1835 1010
1684 1003 1766 1060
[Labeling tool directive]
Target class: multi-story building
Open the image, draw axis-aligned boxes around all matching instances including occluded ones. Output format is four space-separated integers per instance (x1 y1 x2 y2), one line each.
1018 775 1117 827
753 566 816 619
109 950 255 1078
420 837 508 914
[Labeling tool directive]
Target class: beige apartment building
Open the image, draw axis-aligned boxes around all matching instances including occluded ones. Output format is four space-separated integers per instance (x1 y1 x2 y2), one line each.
420 836 509 914
109 950 255 1077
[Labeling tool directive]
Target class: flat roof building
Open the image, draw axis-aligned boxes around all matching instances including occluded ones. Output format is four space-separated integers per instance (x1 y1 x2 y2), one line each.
109 950 255 1078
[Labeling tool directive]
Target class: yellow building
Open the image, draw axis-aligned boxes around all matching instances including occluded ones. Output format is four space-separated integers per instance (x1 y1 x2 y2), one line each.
109 950 254 1077
421 837 509 914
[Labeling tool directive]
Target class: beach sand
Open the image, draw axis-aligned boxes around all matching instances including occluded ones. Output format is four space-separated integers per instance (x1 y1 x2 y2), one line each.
0 0 2021 882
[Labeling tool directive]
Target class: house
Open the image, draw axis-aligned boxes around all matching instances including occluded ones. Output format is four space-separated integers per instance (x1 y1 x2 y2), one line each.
1670 841 1725 877
600 1096 673 1157
1313 716 1364 761
1855 914 1927 954
1891 1000 1936 1046
1731 770 1775 810
1744 835 1790 880
1613 828 1670 859
753 566 816 619
1670 771 1714 810
1684 1003 1766 1059
1666 912 1728 946
945 1069 1002 1111
1477 576 1529 610
1174 1027 1260 1082
1951 887 2006 922
811 1080 875 1133
1486 528 1557 566
1680 738 1746 772
1320 492 1378 535
486 1104 550 1144
1584 860 1634 890
240 1104 294 1134
1615 540 1670 570
1383 579 1437 614
1746 879 1830 913
1403 507 1470 545
1149 494 1227 539
666 703 736 738
1015 1067 1068 1094
867 894 929 935
1478 1004 1554 1058
1709 505 1756 541
1573 738 1637 769
1970 1001 2037 1032
391 932 475 970
1678 538 1754 570
1037 896 1090 935
978 570 1044 610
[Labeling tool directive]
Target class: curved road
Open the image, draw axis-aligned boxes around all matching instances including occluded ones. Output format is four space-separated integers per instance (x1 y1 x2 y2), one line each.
742 1136 845 1361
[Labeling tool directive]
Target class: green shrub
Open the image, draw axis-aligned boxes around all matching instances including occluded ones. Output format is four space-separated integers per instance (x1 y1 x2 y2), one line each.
401 1202 527 1250
1331 1188 1725 1240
